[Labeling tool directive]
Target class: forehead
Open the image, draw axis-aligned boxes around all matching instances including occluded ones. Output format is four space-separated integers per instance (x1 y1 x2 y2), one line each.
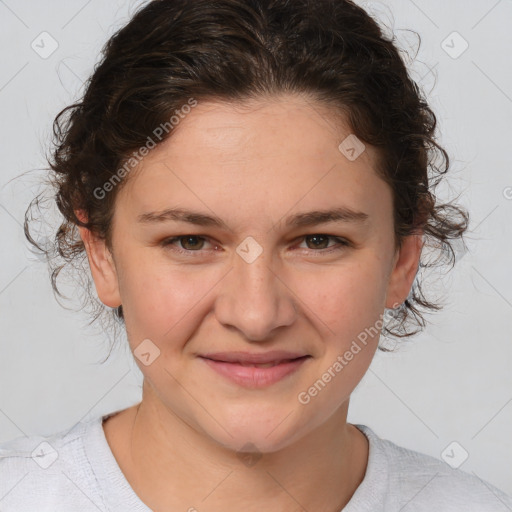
147 95 379 167
115 94 391 230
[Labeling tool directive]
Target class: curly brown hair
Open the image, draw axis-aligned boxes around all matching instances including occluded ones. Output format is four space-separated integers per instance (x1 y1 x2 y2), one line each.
24 0 469 354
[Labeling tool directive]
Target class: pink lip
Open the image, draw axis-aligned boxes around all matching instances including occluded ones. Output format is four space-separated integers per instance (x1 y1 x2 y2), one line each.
199 354 311 389
200 350 308 364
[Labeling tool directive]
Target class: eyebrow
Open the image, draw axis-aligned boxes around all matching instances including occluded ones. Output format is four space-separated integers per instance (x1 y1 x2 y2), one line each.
137 206 369 229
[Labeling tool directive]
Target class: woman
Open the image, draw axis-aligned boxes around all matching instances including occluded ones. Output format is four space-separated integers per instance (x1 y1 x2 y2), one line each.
1 0 511 510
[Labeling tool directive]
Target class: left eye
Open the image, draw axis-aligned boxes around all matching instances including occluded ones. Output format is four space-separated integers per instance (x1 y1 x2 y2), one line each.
161 234 349 256
298 234 349 251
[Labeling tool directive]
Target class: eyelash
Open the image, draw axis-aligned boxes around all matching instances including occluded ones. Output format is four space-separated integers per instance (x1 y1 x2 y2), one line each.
161 234 350 257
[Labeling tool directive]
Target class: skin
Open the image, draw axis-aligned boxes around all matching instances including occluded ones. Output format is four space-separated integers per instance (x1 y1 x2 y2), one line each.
78 93 423 512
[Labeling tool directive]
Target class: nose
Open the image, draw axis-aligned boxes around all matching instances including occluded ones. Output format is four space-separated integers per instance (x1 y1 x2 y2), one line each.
214 243 298 342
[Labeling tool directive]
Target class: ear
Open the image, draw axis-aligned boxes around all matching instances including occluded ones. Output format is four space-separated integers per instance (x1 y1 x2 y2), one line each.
385 232 423 309
76 210 121 308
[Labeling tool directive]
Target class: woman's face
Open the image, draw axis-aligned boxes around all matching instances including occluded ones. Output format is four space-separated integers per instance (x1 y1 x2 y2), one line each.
85 94 421 453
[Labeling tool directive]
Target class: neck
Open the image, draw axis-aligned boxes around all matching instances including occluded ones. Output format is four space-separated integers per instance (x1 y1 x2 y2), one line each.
103 383 369 512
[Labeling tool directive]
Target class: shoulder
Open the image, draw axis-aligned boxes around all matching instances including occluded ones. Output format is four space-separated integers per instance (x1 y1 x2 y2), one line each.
356 424 512 512
0 417 107 512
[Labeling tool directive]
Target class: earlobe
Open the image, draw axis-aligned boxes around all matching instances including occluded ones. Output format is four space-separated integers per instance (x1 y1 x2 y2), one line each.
385 232 423 309
76 211 122 309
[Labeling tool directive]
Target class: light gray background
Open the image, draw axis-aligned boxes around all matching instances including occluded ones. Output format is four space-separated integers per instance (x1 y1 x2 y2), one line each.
1 0 511 497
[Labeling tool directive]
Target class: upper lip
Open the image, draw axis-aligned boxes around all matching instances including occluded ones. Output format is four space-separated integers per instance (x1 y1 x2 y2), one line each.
200 350 309 364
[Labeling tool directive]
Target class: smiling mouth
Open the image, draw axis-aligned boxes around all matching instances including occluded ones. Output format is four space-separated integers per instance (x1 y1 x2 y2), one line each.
206 356 309 368
199 355 312 388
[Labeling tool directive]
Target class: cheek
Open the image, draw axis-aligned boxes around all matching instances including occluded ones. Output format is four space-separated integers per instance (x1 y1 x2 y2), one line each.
293 254 389 338
117 253 221 344
292 261 386 412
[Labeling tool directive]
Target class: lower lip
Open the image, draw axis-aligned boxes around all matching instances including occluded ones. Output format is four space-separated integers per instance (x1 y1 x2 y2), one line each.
200 356 310 388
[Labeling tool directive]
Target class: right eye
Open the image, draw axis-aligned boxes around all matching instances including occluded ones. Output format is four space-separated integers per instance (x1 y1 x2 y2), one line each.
161 235 218 255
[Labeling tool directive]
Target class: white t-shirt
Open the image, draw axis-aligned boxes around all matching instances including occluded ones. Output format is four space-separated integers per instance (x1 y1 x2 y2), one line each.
0 409 511 511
